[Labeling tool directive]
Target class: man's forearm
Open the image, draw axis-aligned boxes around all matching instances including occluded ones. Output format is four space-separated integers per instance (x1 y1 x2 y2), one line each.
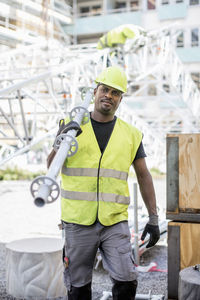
133 158 160 247
47 149 56 169
137 171 157 216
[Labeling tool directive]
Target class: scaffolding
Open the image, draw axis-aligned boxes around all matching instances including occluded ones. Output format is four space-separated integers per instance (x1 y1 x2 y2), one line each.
0 0 71 48
0 24 200 169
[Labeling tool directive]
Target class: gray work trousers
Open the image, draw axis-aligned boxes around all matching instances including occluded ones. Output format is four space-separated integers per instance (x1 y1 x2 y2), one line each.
63 221 138 290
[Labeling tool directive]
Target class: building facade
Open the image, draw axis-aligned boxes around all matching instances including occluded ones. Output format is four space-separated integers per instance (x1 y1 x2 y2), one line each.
64 0 200 89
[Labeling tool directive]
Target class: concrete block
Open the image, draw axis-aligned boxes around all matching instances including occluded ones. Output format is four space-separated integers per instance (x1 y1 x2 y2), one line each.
6 237 67 299
179 266 200 300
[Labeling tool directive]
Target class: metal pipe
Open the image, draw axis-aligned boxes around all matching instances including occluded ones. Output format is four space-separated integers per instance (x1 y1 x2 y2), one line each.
136 294 165 300
0 127 56 166
0 106 25 145
0 61 76 97
100 291 164 300
8 98 15 124
133 182 139 266
100 291 112 300
30 84 95 207
0 71 53 96
17 90 29 144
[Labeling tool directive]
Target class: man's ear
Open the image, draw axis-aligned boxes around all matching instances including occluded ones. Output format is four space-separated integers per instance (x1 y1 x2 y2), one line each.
94 88 97 95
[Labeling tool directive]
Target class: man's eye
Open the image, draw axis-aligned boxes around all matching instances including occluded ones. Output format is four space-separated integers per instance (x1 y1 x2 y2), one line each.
102 88 108 93
112 91 120 96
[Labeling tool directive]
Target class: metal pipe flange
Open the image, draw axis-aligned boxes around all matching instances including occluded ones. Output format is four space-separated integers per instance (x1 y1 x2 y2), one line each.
81 87 95 103
69 106 90 125
54 133 78 156
30 176 60 207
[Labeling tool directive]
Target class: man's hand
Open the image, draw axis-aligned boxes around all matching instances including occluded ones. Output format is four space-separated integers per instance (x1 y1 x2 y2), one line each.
57 120 82 137
53 120 83 152
47 120 82 168
141 223 160 248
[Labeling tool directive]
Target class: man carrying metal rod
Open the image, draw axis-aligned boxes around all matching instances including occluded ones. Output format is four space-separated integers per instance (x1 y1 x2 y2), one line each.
47 65 160 300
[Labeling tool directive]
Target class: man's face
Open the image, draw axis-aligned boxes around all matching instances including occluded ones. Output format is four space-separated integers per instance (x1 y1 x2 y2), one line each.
94 84 122 116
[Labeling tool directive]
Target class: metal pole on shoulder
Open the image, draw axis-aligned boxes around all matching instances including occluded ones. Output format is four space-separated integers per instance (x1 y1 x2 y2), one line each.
30 84 95 207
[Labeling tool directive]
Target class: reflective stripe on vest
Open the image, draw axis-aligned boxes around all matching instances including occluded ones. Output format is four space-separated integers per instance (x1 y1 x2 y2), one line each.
61 189 130 204
62 165 128 181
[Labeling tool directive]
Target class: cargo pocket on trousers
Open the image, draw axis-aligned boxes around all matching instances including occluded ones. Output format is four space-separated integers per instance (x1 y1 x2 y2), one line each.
117 244 137 280
63 247 71 291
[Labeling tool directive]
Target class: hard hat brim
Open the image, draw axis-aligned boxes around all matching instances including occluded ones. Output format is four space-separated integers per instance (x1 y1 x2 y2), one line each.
95 80 126 93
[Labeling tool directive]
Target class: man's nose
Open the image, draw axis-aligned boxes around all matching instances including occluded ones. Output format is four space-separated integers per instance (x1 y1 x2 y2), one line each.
105 90 112 98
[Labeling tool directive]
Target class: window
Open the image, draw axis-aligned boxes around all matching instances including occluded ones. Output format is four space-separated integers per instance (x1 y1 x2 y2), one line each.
191 28 199 47
91 5 101 15
131 0 140 10
147 0 156 9
191 73 200 90
176 32 184 47
161 0 169 5
131 0 139 9
80 6 89 14
116 1 126 9
176 0 183 3
190 0 199 5
79 3 102 17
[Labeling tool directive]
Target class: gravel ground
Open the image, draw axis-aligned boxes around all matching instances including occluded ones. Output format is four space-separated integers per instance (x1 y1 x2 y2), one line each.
0 179 167 300
0 242 167 300
92 244 168 299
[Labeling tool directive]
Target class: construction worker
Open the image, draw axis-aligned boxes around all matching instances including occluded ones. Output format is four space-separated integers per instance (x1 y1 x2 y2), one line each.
97 24 146 49
47 65 160 300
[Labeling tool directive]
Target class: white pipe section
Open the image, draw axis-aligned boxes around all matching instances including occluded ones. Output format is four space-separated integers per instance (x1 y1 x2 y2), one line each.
133 182 139 266
99 291 164 300
100 291 112 300
31 83 96 206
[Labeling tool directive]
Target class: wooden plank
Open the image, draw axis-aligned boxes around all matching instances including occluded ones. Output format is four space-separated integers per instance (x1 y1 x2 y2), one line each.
169 222 200 269
179 134 200 211
166 134 200 220
166 212 200 222
179 222 200 270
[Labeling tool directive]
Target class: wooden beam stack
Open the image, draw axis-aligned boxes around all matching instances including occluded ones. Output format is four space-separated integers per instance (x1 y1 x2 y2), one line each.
166 134 200 299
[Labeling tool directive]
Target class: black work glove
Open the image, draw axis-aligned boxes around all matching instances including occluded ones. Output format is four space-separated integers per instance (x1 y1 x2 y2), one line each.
141 216 160 248
57 119 82 137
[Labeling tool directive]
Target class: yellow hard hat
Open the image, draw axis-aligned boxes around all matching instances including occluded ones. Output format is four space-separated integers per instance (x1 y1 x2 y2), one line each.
95 66 127 93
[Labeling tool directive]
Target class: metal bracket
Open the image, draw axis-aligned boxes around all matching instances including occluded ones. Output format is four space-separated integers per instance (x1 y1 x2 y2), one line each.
54 134 78 156
69 106 90 125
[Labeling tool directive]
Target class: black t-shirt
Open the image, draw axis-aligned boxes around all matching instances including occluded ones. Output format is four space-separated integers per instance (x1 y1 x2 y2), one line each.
90 116 146 163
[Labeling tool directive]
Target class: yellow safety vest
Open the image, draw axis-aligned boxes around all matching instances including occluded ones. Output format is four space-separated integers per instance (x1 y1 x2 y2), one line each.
61 117 142 226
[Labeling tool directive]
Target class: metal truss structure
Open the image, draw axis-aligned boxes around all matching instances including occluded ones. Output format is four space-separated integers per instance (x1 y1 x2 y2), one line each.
0 24 200 170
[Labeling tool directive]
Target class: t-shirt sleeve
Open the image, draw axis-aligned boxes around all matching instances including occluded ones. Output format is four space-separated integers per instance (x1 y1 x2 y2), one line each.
133 141 146 162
